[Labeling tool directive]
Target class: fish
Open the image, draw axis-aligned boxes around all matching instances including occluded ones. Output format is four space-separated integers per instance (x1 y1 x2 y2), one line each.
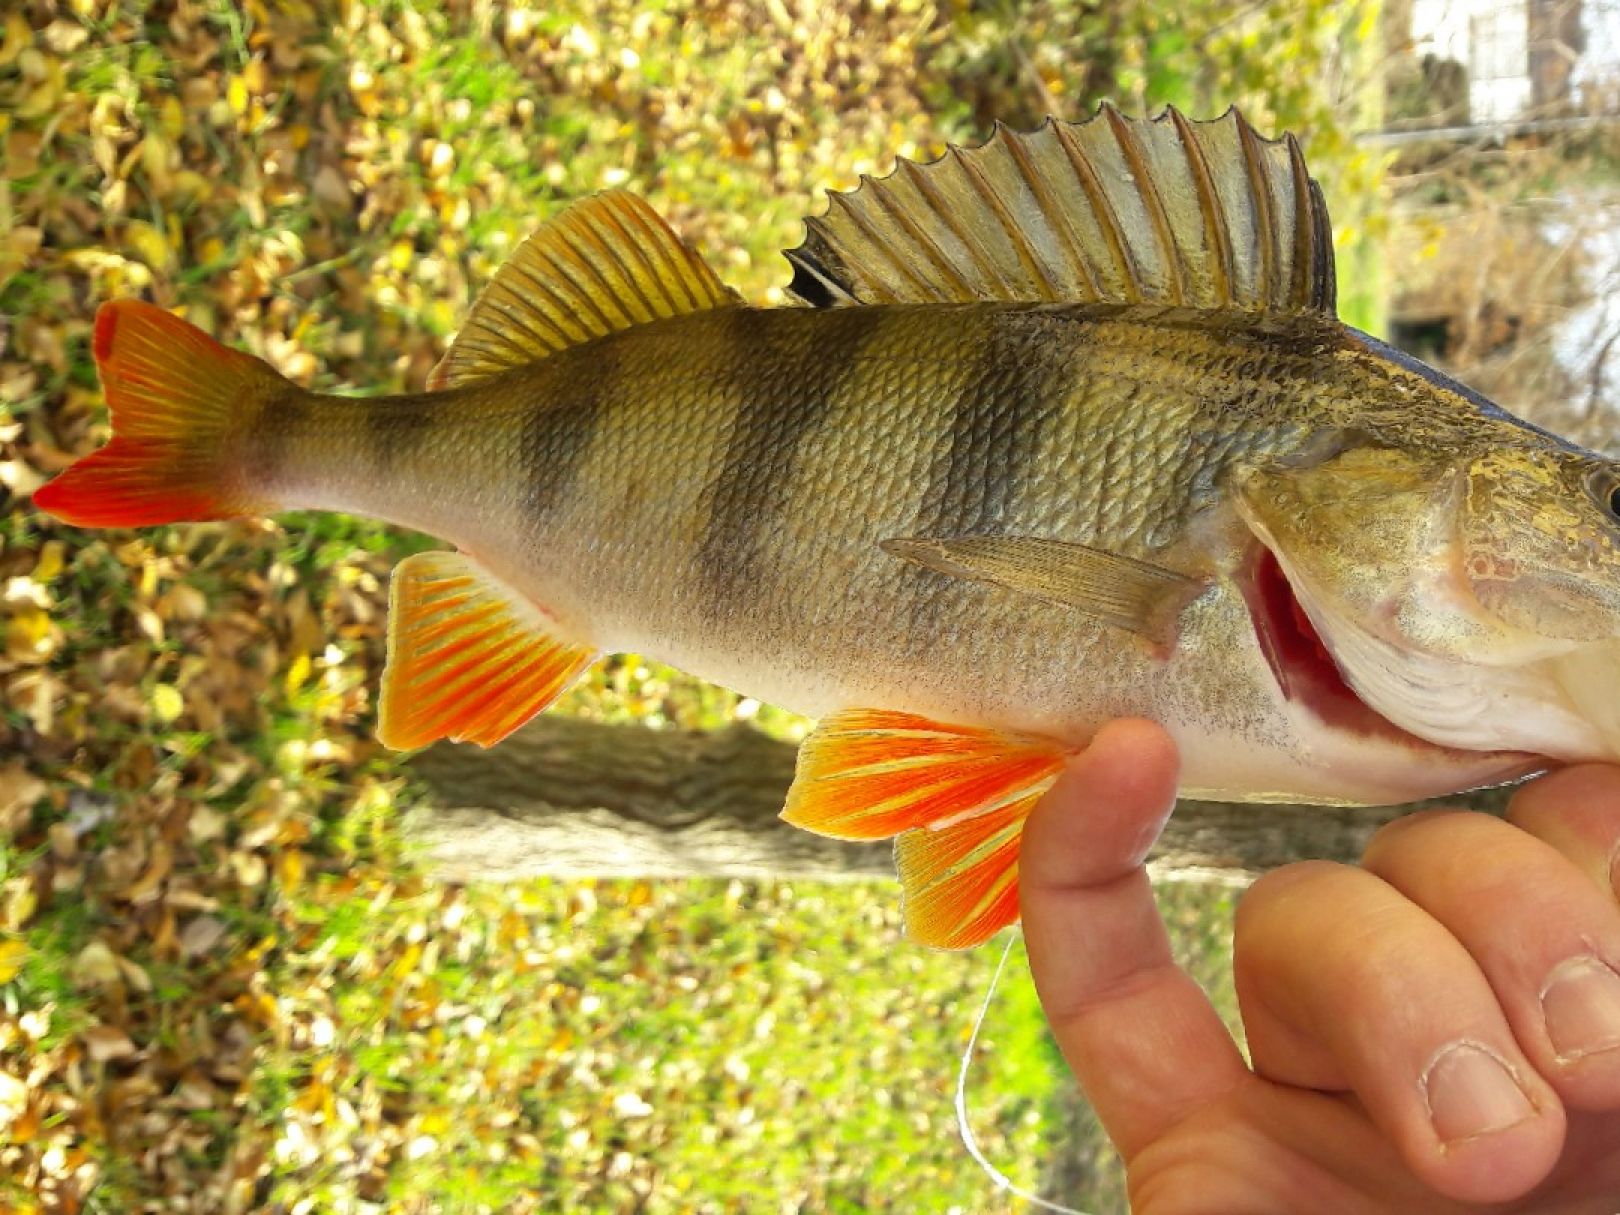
34 105 1620 949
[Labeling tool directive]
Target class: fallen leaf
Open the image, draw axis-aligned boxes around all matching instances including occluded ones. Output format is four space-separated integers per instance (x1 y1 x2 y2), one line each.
0 939 29 983
178 915 227 959
82 1025 137 1064
0 763 45 831
69 940 123 990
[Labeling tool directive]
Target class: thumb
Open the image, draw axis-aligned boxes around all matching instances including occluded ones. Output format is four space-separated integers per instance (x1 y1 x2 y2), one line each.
1020 719 1247 1159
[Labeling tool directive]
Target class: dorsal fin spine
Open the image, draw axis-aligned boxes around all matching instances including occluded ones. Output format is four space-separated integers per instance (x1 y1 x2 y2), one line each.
1050 118 1141 304
1287 135 1314 310
897 162 978 300
1171 108 1235 307
1005 119 1100 303
872 165 965 301
836 184 932 302
1104 103 1187 305
943 147 1024 298
1236 115 1281 304
784 106 1337 317
955 140 1057 301
1309 178 1335 312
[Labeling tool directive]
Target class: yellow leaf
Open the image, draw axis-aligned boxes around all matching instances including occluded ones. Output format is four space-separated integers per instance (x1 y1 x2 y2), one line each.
5 606 58 664
32 541 63 583
393 941 422 981
0 939 29 984
0 14 30 69
151 683 184 723
275 849 306 893
124 220 172 272
16 80 62 121
285 651 311 693
160 95 184 139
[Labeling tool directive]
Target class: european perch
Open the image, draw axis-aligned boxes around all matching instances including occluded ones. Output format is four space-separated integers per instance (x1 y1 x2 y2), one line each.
35 107 1620 948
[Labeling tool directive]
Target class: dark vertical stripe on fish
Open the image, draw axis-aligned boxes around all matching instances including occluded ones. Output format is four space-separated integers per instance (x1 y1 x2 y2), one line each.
366 393 436 473
917 319 1062 536
899 317 1064 650
693 309 873 612
517 340 619 520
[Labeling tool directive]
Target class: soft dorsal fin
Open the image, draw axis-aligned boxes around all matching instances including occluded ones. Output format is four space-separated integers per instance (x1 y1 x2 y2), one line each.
431 190 741 389
784 105 1336 315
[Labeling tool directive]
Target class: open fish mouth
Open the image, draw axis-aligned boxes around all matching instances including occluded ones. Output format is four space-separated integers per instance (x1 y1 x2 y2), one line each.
1238 546 1443 748
1240 541 1615 766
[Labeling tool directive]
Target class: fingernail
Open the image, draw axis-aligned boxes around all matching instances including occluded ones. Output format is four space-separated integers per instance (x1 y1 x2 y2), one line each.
1542 955 1620 1062
1422 1041 1535 1144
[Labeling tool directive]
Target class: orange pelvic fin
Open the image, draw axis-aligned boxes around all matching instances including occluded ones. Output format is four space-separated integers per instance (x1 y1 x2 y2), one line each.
33 299 285 528
782 709 1068 947
378 551 597 751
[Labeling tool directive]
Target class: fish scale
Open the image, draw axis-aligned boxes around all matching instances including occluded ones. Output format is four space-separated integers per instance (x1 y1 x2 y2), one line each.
36 107 1620 949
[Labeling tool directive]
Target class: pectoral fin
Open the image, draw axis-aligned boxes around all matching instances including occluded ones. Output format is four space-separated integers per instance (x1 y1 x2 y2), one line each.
781 709 1069 949
881 534 1202 643
379 551 597 750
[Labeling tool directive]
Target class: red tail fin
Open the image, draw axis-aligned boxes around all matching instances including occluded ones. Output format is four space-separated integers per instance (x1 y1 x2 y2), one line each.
33 300 286 528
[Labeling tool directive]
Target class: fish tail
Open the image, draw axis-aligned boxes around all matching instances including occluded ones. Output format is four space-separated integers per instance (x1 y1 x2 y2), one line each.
33 299 289 527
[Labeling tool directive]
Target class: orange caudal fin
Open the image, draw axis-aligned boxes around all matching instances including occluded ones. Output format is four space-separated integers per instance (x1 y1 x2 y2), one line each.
32 299 286 528
378 551 598 750
781 709 1070 949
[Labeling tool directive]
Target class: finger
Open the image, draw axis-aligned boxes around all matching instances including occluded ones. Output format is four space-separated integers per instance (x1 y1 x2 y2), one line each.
1020 718 1248 1161
1508 764 1620 900
1364 810 1620 1110
1234 861 1565 1205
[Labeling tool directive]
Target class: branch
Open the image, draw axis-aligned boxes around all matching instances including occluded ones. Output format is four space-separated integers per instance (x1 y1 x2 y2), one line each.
406 717 1515 886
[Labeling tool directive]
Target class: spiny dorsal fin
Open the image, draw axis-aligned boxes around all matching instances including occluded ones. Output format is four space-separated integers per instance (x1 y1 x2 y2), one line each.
785 105 1336 315
431 190 741 389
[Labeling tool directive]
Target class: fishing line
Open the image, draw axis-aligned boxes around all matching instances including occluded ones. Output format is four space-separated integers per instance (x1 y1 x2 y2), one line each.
955 932 1093 1215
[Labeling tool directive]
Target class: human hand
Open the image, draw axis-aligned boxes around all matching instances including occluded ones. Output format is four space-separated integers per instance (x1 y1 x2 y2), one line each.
1020 719 1620 1213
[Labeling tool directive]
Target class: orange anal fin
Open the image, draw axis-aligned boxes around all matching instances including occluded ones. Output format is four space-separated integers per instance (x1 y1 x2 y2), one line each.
780 709 1069 842
378 551 596 750
895 795 1037 950
781 709 1069 949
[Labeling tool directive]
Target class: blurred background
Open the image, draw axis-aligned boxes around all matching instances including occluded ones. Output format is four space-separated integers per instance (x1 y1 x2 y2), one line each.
2 1 1618 1211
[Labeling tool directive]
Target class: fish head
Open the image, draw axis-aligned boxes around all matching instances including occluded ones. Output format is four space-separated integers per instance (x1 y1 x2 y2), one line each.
1235 438 1620 765
1458 447 1620 642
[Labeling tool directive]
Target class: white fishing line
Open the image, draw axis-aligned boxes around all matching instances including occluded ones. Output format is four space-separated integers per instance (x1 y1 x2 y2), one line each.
955 932 1094 1215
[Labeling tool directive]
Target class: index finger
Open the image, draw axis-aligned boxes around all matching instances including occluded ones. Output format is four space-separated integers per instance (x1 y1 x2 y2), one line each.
1020 719 1248 1160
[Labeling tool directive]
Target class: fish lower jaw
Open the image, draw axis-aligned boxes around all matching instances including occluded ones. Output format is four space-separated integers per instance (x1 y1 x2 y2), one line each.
1240 546 1539 771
